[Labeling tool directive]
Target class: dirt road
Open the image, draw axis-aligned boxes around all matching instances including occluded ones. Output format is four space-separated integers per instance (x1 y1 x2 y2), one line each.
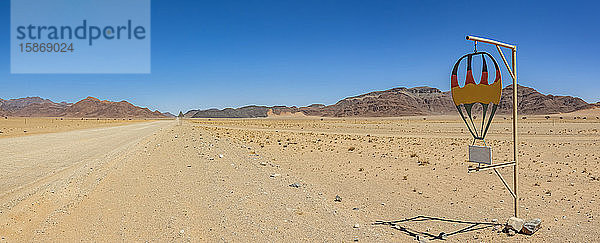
0 121 173 241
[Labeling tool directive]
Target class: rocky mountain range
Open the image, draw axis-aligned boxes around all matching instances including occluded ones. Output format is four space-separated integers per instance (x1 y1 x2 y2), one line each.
186 85 596 118
0 97 168 118
4 84 595 119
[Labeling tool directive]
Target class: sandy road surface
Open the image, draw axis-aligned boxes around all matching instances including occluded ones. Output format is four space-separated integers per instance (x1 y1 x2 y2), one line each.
0 121 173 240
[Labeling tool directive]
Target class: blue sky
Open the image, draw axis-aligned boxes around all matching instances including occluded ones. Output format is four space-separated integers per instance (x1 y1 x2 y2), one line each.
1 0 598 113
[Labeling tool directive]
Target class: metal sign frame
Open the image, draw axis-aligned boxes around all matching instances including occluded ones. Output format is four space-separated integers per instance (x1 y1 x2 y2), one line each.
463 36 519 217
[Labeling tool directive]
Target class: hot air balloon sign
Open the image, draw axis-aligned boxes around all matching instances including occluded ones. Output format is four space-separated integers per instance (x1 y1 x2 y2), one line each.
456 36 520 219
451 52 502 165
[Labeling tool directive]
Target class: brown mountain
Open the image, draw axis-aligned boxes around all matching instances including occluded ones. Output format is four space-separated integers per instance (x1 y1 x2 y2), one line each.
0 97 168 118
497 85 592 115
185 105 308 118
63 97 167 118
0 97 67 112
12 101 71 117
302 87 455 117
187 84 596 118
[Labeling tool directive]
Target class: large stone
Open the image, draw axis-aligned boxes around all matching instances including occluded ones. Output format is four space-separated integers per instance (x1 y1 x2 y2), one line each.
506 217 525 232
521 218 542 235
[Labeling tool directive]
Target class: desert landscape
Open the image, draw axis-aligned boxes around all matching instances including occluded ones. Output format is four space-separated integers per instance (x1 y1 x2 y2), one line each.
0 108 598 241
5 0 599 241
0 86 599 242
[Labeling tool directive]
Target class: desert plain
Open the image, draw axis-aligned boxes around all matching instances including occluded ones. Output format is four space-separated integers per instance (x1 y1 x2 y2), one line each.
0 111 599 242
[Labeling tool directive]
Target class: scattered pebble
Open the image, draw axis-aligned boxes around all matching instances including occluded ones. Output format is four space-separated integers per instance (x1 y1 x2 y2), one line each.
334 195 342 202
415 234 428 242
289 182 301 188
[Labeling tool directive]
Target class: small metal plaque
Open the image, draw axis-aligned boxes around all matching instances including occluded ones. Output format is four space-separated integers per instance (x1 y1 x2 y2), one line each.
468 145 492 165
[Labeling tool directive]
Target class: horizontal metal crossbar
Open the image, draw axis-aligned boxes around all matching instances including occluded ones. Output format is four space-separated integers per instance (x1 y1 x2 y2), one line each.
467 161 515 173
466 36 516 50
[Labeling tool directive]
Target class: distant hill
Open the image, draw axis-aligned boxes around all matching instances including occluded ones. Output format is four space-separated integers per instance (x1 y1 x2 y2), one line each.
498 85 592 115
303 87 455 117
0 97 168 118
185 105 309 118
186 85 597 118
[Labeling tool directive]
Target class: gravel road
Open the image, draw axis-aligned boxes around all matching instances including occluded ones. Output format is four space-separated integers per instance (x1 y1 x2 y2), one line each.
0 121 173 240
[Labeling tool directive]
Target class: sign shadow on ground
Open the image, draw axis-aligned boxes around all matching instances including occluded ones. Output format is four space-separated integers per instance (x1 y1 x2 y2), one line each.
374 215 503 241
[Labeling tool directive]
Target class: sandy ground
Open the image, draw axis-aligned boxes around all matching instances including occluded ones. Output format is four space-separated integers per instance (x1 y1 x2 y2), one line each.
0 115 598 242
0 117 153 138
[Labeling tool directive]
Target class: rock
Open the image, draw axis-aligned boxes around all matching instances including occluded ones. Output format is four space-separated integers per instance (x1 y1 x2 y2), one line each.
289 182 301 188
506 217 525 232
270 173 280 178
415 234 428 242
259 162 267 166
353 223 360 228
507 229 516 236
218 154 223 158
438 232 447 240
521 218 542 235
335 195 342 202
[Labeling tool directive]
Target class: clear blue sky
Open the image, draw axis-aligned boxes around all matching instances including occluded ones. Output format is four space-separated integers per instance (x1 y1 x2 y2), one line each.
1 0 598 113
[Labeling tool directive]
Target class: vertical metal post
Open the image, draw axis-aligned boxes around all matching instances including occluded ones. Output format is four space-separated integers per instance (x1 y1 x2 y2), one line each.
466 35 519 218
512 49 518 217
